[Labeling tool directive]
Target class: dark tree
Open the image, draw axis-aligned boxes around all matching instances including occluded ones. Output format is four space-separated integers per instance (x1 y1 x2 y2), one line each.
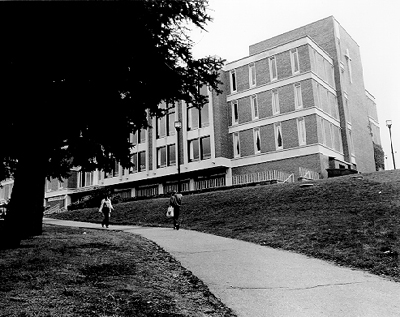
0 1 224 244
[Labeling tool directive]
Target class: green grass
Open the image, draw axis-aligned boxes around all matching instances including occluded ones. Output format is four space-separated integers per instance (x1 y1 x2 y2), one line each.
51 170 400 281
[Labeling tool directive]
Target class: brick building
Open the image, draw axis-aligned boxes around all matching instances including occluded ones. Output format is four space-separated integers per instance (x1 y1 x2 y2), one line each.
2 16 381 208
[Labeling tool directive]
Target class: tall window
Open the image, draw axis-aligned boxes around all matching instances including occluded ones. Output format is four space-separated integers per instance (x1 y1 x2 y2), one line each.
233 132 240 157
251 95 258 120
138 151 146 171
294 83 303 109
230 70 237 93
188 139 200 162
269 56 277 81
249 63 256 87
187 106 199 130
275 123 283 150
138 129 146 144
130 153 138 174
232 101 239 125
272 89 280 115
290 48 300 74
349 129 355 154
187 104 209 130
131 132 138 145
167 105 175 136
345 48 353 83
156 112 166 138
200 136 211 159
297 117 306 146
200 103 209 127
157 147 167 168
254 128 261 154
167 144 176 166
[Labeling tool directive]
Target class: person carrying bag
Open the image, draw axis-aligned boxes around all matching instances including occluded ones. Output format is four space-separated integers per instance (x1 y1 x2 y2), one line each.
99 195 114 228
168 191 182 230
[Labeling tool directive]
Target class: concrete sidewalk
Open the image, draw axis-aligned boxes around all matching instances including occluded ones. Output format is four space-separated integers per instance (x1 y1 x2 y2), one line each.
43 218 400 317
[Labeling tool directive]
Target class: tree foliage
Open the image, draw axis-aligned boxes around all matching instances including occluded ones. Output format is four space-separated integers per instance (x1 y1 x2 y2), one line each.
0 1 224 180
373 142 385 171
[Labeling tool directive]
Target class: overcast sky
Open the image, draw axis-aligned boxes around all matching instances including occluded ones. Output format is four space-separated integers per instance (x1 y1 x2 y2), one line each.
191 0 400 170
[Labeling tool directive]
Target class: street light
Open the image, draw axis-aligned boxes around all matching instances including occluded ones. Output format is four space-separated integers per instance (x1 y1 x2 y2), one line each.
174 120 182 192
386 120 396 170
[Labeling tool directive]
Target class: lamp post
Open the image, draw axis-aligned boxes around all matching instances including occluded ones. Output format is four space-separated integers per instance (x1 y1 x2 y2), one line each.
174 120 182 192
386 120 396 170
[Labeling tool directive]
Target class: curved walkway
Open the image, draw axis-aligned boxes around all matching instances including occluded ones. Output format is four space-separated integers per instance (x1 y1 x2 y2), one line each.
43 218 400 317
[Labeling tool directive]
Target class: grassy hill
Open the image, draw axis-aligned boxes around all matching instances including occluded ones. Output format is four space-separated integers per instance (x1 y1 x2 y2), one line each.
51 170 400 281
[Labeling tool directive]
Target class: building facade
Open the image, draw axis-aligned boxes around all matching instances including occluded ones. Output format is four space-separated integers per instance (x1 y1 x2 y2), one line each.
1 16 381 208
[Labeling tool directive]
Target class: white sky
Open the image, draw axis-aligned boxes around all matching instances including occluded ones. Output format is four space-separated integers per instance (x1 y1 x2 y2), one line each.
190 0 400 170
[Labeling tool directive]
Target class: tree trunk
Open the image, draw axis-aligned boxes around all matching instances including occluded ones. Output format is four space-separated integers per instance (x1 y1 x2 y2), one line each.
5 154 47 243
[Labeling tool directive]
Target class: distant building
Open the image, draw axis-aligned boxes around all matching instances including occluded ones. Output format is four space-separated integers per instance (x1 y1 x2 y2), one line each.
2 16 381 209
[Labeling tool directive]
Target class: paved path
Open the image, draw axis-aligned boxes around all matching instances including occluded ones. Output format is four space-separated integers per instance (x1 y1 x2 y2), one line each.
43 218 400 317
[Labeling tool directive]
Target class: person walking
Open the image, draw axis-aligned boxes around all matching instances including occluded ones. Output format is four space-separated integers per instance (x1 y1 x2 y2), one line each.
169 191 182 230
99 195 114 228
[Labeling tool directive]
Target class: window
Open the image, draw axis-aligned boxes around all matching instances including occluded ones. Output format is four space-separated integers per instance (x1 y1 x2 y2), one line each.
232 101 239 125
251 95 258 120
157 147 167 168
132 132 138 145
345 48 353 83
249 63 256 87
254 128 261 154
290 49 300 74
201 136 211 159
156 104 167 138
112 160 119 178
167 144 176 166
187 106 199 130
80 172 93 187
138 151 146 171
272 89 280 115
294 83 303 109
138 129 146 144
167 105 175 136
297 117 306 146
188 139 200 162
130 153 138 174
275 123 283 150
187 104 209 130
233 132 240 157
269 56 277 81
200 103 209 127
230 70 237 93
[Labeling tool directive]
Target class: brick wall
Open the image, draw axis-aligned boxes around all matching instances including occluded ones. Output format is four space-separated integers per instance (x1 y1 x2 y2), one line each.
277 50 292 80
212 75 231 158
282 118 299 149
255 58 270 86
258 90 273 119
260 124 276 153
337 22 375 172
239 129 254 157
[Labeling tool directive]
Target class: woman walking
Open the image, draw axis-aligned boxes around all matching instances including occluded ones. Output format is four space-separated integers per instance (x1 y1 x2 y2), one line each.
99 195 114 228
169 191 182 230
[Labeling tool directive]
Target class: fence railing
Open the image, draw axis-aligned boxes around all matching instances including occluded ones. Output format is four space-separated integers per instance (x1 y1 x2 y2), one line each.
232 170 295 186
299 167 320 180
44 203 66 215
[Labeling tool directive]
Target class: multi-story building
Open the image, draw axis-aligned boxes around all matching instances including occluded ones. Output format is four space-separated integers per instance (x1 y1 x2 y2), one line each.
2 16 382 209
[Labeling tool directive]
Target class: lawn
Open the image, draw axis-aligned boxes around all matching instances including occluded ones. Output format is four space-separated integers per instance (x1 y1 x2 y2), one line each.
51 170 400 282
0 225 236 317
